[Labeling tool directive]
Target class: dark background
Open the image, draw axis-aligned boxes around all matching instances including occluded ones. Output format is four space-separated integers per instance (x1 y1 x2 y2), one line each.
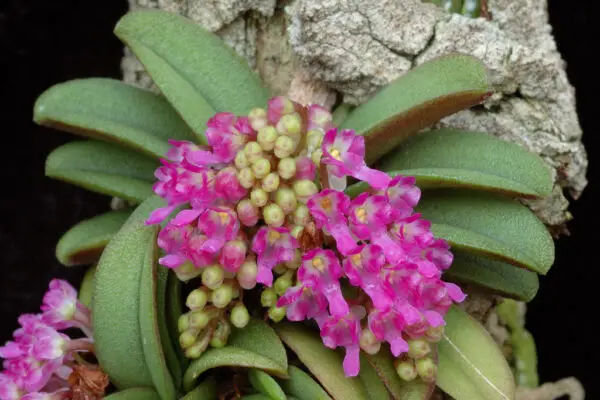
1 1 597 397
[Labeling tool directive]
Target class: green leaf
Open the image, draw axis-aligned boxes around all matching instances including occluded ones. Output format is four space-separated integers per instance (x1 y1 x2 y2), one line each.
277 366 332 400
139 229 177 400
33 78 195 159
373 129 552 198
340 54 491 164
228 319 288 370
417 190 554 274
445 251 539 302
45 141 157 203
183 347 287 392
56 209 132 266
93 221 156 389
364 347 433 400
358 355 390 400
241 395 273 400
181 376 217 400
104 388 161 400
114 10 270 141
78 265 96 308
248 369 286 400
276 323 369 400
437 307 515 400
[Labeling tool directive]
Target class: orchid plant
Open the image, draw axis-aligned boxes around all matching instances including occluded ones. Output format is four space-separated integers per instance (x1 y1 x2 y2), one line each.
1 9 556 400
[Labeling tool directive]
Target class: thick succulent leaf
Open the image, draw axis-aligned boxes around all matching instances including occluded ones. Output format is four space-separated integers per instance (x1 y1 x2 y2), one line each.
417 190 554 274
183 347 287 392
56 209 131 266
181 376 217 400
339 54 491 164
358 355 390 400
374 129 553 198
248 369 286 400
183 319 288 392
33 78 195 158
166 270 188 370
104 388 161 400
445 251 539 302
139 230 177 400
78 265 96 308
276 323 369 400
278 366 332 400
437 306 515 400
241 395 273 400
45 141 157 203
364 347 433 400
114 10 270 141
93 222 156 389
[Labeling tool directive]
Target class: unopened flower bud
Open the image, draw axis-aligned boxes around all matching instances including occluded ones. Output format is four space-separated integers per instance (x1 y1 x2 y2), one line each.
211 283 234 308
210 319 231 348
174 261 202 282
290 226 304 239
415 357 437 382
244 142 263 163
295 156 317 180
251 158 271 179
263 203 285 227
274 135 295 159
185 329 211 358
261 288 278 307
237 199 259 227
235 151 249 169
273 263 287 275
293 204 310 225
186 288 209 310
407 339 431 359
249 107 268 131
425 326 444 343
274 271 294 295
230 303 251 328
179 329 198 349
262 173 280 193
277 114 301 136
396 360 418 381
237 260 258 289
268 305 287 322
276 158 295 181
250 188 268 207
220 240 247 272
293 180 318 203
237 167 255 189
306 130 323 153
257 126 278 151
360 329 381 355
275 188 297 213
178 314 189 333
311 148 322 165
202 265 224 290
188 310 211 329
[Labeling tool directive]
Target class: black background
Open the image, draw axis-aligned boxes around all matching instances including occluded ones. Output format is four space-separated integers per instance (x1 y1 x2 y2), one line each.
1 1 597 398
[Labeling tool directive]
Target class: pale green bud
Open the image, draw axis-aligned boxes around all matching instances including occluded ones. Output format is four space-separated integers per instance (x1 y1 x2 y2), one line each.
293 180 318 202
425 326 444 343
261 173 281 193
306 129 323 152
237 167 255 189
248 107 268 131
396 360 418 381
178 314 189 333
230 303 251 329
407 339 431 359
277 114 302 136
251 158 271 179
273 263 287 275
202 265 224 290
275 187 297 213
179 329 198 349
263 203 285 227
237 260 258 289
284 250 301 269
311 148 323 165
293 204 310 225
250 188 268 207
290 226 304 239
257 126 278 151
274 135 295 159
234 150 249 169
415 357 437 382
210 319 231 348
268 306 287 322
244 141 263 163
186 288 209 310
174 261 202 282
360 329 381 355
185 329 211 358
261 288 278 307
211 283 234 308
274 271 294 295
188 310 211 330
277 157 296 180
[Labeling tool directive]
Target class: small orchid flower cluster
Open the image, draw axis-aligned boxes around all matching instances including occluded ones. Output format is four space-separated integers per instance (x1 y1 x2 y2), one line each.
146 96 466 377
0 280 94 400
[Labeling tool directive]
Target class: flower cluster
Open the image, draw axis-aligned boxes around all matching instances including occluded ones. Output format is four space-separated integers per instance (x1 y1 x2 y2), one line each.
146 97 466 377
0 280 94 400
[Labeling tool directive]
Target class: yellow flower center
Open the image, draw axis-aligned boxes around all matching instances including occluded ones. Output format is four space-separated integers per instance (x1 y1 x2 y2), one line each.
312 257 325 271
350 254 362 267
268 230 281 243
330 148 342 160
321 197 332 211
356 207 367 223
218 212 230 224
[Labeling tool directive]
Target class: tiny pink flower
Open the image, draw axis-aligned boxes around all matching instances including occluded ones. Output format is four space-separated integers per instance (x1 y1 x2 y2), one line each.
342 245 392 309
307 104 333 132
386 175 421 215
267 96 293 123
0 372 23 400
367 308 410 357
215 167 247 202
321 129 391 190
40 281 89 331
319 310 362 377
277 286 329 323
390 214 434 247
219 241 247 272
205 112 249 163
197 207 240 254
298 250 348 317
251 227 299 286
0 342 23 359
307 189 357 255
22 390 69 400
295 156 316 180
